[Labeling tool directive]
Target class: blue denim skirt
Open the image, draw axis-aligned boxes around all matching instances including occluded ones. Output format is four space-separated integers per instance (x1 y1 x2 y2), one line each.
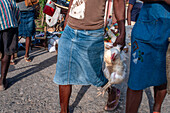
128 2 170 90
18 11 35 37
53 25 108 87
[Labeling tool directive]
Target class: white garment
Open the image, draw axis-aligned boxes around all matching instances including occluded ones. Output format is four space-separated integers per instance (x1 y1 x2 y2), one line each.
46 6 61 27
69 0 86 19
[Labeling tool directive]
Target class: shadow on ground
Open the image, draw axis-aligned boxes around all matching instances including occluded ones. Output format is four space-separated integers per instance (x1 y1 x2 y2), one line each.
69 85 91 113
7 54 57 89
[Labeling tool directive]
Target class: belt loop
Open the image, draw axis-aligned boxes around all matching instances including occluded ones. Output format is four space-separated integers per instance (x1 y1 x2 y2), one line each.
74 30 77 36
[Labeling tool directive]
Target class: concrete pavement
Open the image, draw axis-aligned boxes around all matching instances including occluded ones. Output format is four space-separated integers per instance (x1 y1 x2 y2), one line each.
0 47 170 113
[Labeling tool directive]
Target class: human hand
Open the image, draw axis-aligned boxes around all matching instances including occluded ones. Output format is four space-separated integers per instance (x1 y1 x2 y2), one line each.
113 20 125 50
113 32 125 50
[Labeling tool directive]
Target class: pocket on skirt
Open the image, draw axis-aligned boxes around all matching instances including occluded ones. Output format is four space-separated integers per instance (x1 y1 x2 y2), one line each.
132 18 158 43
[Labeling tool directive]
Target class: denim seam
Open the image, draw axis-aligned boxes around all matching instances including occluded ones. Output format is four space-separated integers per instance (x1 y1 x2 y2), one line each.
68 42 72 84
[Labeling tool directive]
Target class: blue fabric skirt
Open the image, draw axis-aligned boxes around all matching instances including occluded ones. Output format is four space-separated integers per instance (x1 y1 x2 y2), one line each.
128 2 170 90
53 25 108 87
18 11 35 37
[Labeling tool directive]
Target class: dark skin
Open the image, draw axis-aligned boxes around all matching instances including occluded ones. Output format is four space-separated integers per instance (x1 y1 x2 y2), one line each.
127 3 134 25
126 0 168 113
127 0 170 25
0 54 11 90
25 36 31 58
59 0 125 113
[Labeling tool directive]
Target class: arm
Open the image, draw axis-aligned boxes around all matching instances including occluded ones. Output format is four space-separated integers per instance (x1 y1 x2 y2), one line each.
64 0 73 28
113 0 126 49
127 4 134 25
141 0 170 5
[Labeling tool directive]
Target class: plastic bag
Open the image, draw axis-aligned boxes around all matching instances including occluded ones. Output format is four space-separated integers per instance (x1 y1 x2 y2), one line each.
46 6 61 27
48 35 59 52
43 0 56 16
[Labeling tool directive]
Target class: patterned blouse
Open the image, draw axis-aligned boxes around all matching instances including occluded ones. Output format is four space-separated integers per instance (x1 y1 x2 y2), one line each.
0 0 20 31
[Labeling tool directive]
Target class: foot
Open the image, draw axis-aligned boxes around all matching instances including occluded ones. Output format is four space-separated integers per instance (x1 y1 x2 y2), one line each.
24 57 31 62
0 82 7 91
104 87 120 111
10 59 15 65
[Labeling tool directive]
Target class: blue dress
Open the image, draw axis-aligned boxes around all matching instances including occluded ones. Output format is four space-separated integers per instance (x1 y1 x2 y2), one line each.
128 2 170 90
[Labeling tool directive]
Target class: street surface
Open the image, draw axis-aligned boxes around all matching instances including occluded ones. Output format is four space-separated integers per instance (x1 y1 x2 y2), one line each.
0 47 170 113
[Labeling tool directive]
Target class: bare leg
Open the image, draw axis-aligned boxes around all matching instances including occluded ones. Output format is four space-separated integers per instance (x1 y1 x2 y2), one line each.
104 86 120 111
126 87 143 113
59 85 72 113
25 37 31 58
153 84 167 112
0 54 11 90
10 54 15 65
24 37 31 62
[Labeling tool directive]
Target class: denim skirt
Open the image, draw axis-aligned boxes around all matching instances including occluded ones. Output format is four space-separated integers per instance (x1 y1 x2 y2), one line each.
53 25 108 87
18 11 35 37
128 2 170 90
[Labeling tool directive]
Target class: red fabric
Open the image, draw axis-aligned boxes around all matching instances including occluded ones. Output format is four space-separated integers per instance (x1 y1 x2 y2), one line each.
43 5 55 16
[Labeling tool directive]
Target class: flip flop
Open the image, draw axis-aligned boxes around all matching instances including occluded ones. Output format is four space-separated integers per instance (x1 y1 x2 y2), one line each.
24 57 31 62
104 89 120 111
10 59 15 65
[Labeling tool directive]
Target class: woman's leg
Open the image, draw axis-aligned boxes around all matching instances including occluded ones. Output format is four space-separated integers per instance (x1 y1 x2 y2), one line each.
59 85 72 113
153 83 167 112
24 37 31 62
10 53 15 65
25 37 31 58
0 54 11 90
126 87 143 113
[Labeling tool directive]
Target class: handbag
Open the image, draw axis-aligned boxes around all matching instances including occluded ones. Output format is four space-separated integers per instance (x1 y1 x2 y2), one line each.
25 0 39 7
43 0 56 16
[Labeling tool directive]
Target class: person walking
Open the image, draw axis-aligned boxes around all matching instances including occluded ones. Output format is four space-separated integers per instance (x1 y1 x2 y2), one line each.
17 0 36 62
53 0 126 113
126 0 170 113
127 0 143 25
0 0 20 91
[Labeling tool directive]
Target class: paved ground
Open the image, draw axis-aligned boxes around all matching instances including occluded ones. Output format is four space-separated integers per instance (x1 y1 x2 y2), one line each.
0 46 170 113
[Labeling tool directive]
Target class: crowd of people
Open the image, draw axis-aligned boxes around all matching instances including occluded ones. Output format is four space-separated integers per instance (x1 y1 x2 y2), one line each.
0 0 170 113
0 0 36 89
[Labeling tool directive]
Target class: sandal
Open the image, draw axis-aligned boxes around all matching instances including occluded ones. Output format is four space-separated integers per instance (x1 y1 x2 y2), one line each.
104 88 120 111
10 59 15 65
24 57 31 62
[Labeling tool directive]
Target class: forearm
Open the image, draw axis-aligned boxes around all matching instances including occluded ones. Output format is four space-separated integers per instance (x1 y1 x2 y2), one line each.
127 12 131 25
127 5 133 25
113 0 125 35
64 0 73 28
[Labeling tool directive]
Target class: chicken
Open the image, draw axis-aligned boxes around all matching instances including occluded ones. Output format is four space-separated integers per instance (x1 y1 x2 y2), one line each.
97 45 125 96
